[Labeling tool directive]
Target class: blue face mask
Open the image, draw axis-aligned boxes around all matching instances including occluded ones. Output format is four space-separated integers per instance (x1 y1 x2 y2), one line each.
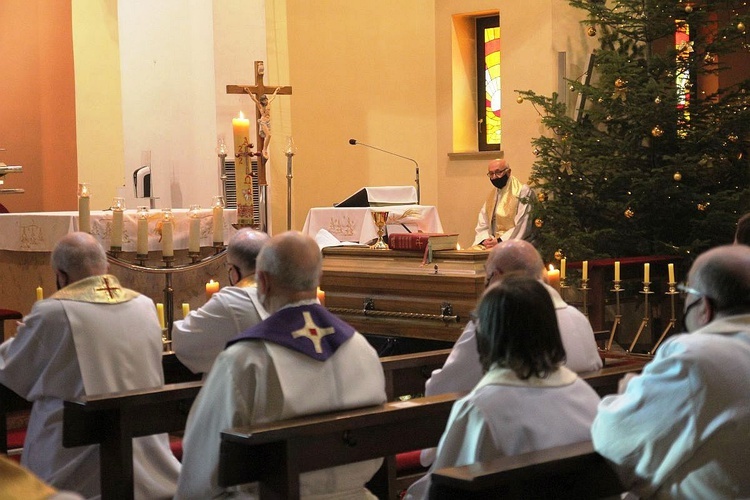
491 175 509 190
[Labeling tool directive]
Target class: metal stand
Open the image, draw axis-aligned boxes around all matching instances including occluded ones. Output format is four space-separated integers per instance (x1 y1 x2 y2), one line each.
650 282 678 354
579 278 590 318
218 151 228 201
628 281 653 353
560 278 569 302
606 280 623 351
285 146 295 231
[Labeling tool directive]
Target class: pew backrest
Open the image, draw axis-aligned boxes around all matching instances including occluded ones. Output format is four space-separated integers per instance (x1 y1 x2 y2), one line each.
379 348 451 400
580 360 647 397
429 440 624 499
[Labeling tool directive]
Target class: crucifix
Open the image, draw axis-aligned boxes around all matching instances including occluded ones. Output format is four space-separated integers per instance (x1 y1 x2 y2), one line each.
227 61 292 231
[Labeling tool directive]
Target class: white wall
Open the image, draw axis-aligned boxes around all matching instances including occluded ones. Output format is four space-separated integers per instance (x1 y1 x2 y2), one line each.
117 0 266 210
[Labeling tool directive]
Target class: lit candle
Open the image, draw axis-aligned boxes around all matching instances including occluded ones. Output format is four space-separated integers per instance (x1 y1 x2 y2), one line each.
317 287 326 306
188 204 201 254
156 302 165 330
644 262 650 283
111 197 125 250
136 206 149 256
182 303 190 318
233 112 251 157
78 183 91 233
212 196 225 244
668 263 675 284
161 209 174 258
614 261 621 282
206 279 220 299
547 265 561 292
582 260 588 281
36 286 43 301
560 258 566 280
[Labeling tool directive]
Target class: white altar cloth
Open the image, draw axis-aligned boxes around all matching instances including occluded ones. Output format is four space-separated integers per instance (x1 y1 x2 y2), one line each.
0 209 238 252
301 205 443 244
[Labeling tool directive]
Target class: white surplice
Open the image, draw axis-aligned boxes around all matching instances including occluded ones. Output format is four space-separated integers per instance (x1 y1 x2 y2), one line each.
473 176 533 246
171 278 267 374
0 276 180 499
175 300 386 500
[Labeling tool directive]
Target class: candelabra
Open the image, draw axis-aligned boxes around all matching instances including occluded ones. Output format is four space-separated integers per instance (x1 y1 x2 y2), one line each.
628 281 653 353
605 280 623 351
560 277 569 302
649 281 678 354
285 136 296 231
579 278 590 318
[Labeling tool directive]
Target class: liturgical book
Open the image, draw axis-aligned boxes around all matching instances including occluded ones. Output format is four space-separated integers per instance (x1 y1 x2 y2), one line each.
388 233 458 251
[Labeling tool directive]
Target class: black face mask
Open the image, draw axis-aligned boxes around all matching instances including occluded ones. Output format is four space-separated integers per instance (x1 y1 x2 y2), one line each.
491 175 509 190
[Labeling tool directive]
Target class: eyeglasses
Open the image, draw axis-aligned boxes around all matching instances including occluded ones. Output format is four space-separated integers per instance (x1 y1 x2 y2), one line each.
676 283 704 300
487 168 510 179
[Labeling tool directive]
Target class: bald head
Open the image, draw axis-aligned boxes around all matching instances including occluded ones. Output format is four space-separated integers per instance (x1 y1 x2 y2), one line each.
735 212 750 246
689 245 750 317
51 232 109 286
486 239 545 283
256 231 322 312
227 228 269 279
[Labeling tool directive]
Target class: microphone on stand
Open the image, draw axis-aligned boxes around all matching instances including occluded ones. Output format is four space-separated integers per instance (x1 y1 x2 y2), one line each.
348 139 420 205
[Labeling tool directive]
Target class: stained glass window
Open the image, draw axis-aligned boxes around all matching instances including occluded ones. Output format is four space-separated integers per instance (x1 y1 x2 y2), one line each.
476 16 501 151
675 20 691 134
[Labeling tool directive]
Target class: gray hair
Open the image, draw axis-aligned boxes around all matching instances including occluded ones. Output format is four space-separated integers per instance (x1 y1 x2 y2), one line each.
257 231 322 292
487 239 545 280
227 228 269 275
51 232 108 280
690 245 750 314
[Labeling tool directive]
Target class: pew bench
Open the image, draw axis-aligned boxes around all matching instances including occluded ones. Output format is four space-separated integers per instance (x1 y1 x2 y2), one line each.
218 392 460 500
380 348 451 400
579 360 647 397
429 440 625 499
62 380 203 500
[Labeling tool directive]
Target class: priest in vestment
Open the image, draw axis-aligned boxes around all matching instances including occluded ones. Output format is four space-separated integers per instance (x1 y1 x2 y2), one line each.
0 233 180 499
472 158 534 249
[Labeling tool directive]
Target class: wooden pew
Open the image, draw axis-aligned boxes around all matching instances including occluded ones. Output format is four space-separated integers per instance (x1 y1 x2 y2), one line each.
62 380 203 500
218 393 460 500
379 348 451 400
580 359 647 397
429 440 624 499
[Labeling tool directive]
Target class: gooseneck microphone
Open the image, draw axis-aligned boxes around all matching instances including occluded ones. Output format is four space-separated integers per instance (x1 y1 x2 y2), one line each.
348 139 420 204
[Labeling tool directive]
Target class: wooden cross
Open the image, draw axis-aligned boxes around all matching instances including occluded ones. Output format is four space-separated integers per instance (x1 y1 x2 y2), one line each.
227 61 292 186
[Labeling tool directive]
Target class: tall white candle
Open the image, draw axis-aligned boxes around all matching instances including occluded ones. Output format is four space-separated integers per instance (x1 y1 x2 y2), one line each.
188 204 201 254
78 183 90 233
136 206 149 256
111 197 125 250
212 196 225 244
560 258 566 280
668 263 675 284
162 209 174 258
614 261 621 282
582 260 588 281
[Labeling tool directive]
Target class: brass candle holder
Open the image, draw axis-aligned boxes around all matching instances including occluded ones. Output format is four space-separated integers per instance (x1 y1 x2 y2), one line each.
628 281 653 353
606 280 623 351
579 278 590 318
370 211 390 250
650 281 678 354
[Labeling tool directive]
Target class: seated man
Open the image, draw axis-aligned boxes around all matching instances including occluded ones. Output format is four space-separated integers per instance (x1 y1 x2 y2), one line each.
0 232 180 499
592 244 750 498
472 158 534 249
171 228 269 374
176 231 386 499
421 239 601 465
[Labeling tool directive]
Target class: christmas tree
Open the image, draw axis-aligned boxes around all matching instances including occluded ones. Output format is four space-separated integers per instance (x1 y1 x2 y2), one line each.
520 0 750 263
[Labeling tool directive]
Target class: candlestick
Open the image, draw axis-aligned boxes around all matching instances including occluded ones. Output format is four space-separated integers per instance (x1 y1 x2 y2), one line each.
614 261 620 282
606 279 623 351
78 183 91 233
212 196 225 244
628 280 654 353
156 302 165 330
206 279 220 299
111 197 125 251
560 258 566 280
582 260 588 281
188 204 201 255
668 263 675 284
579 278 590 318
182 303 190 318
136 206 149 258
36 286 43 301
161 209 174 259
547 264 561 292
644 262 650 283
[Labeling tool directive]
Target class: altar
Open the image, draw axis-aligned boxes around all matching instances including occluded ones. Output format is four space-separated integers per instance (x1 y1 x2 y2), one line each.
0 209 238 338
302 204 444 244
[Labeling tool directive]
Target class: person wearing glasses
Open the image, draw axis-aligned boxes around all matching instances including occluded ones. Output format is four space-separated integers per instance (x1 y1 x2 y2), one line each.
472 158 534 249
592 244 750 498
171 228 269 375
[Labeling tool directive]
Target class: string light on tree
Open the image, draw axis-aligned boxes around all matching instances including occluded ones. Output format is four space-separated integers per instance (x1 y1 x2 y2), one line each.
652 125 664 137
624 208 635 218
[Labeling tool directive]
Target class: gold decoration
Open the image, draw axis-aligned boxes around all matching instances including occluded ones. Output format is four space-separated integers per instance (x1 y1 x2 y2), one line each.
684 3 693 13
533 147 541 156
554 249 564 260
516 96 524 104
704 52 715 64
587 26 597 37
697 203 708 211
559 160 573 175
537 192 548 202
624 208 634 219
614 78 626 88
651 125 664 137
569 85 576 91
613 78 627 100
534 218 544 228
673 171 682 181
738 22 746 32
728 133 739 142
654 96 662 104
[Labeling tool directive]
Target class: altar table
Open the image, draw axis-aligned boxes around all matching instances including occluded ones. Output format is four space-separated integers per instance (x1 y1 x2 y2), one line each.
302 205 443 244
